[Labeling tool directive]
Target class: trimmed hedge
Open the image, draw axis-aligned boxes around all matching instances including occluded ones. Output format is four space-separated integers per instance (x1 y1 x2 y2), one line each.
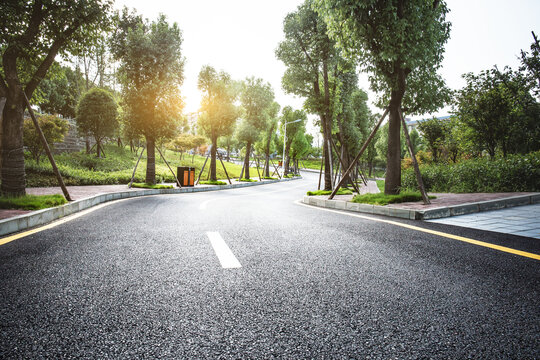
402 152 540 193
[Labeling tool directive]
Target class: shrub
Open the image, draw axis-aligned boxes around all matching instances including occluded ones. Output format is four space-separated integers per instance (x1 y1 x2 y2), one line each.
402 151 540 193
23 114 69 163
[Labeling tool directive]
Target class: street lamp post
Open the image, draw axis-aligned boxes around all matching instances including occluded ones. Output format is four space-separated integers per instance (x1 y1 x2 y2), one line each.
282 118 303 175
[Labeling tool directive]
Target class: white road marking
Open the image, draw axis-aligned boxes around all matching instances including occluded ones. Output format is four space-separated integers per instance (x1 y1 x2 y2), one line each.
207 232 242 268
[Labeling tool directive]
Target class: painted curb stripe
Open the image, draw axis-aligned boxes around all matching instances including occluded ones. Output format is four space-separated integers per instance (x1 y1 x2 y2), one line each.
296 201 540 261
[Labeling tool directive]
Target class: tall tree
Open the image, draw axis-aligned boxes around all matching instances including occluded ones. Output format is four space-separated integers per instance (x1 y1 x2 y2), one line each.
0 0 112 196
76 88 118 157
113 13 185 184
197 66 239 181
276 2 342 190
261 101 280 177
313 0 451 194
280 106 307 175
237 77 275 179
37 64 85 118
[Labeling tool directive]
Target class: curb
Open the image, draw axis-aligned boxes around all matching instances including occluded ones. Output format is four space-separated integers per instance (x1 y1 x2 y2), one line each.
302 193 540 220
0 176 302 237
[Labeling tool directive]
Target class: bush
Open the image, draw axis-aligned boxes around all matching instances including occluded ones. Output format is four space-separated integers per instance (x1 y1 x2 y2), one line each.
23 114 69 163
352 191 435 206
402 151 540 193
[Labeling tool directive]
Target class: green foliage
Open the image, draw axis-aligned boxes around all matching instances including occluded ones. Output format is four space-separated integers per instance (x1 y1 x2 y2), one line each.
402 152 540 193
453 67 540 157
131 183 173 189
306 189 353 196
352 192 435 206
312 0 451 114
23 114 69 164
199 180 227 186
25 145 257 187
0 194 67 210
37 64 85 118
76 88 118 156
113 14 184 140
417 117 446 162
237 178 257 182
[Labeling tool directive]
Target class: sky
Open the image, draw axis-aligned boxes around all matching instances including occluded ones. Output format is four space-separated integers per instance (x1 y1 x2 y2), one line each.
114 0 540 131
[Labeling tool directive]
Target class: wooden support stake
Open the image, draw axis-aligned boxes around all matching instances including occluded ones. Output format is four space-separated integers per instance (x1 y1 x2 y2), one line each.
329 139 360 193
254 153 262 181
23 93 72 201
270 159 282 179
399 109 430 205
129 146 145 188
156 146 181 188
218 154 232 184
196 154 210 185
329 108 389 200
327 139 334 190
318 154 324 190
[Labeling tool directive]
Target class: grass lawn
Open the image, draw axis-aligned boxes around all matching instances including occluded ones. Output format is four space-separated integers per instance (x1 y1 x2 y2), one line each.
199 180 227 185
376 180 385 192
131 183 173 189
26 144 259 187
237 178 257 182
306 188 354 196
0 194 67 210
352 191 436 206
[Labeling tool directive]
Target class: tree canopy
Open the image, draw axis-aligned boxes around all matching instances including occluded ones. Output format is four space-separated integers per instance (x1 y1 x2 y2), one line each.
76 88 118 157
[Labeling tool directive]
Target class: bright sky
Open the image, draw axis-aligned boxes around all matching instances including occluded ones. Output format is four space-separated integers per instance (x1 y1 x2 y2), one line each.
114 0 540 126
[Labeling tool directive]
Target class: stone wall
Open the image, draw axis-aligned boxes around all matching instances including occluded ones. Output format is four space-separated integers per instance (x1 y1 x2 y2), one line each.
53 118 94 154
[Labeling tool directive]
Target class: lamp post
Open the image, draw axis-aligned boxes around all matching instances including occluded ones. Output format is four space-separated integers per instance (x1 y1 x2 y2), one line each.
282 118 303 175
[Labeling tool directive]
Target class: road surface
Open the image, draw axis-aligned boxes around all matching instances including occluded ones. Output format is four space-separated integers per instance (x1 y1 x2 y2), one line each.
0 172 538 358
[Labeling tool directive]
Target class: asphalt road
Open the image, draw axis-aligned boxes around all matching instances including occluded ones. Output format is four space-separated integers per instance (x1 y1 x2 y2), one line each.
0 172 538 359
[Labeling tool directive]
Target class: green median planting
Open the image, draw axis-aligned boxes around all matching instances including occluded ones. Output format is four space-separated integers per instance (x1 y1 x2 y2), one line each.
131 183 173 189
0 194 67 210
352 191 436 206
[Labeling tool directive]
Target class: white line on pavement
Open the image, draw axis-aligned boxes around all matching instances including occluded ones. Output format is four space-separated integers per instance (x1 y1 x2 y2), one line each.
207 231 242 268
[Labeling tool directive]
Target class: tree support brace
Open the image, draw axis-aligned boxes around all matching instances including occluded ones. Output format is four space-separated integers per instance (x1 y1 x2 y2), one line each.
328 108 389 200
23 92 72 201
399 109 430 205
156 146 181 188
128 146 145 188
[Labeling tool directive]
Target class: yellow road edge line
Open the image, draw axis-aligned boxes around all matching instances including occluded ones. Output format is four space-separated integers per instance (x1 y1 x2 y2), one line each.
0 200 123 246
295 200 540 261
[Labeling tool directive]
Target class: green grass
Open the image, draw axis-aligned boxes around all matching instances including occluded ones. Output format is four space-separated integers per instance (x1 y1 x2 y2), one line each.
199 180 227 185
306 188 353 196
376 180 385 192
263 176 277 180
237 178 257 182
352 191 436 206
26 144 259 187
0 194 67 210
131 182 173 189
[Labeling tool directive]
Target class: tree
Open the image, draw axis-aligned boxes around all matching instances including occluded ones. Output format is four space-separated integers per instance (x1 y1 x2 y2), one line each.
280 106 307 175
417 117 446 162
197 66 239 181
290 131 312 173
172 133 207 160
23 114 69 164
313 0 451 194
276 2 342 190
520 31 540 95
237 77 275 179
261 102 280 177
37 64 85 118
113 13 185 184
76 88 118 157
0 0 112 196
453 68 540 158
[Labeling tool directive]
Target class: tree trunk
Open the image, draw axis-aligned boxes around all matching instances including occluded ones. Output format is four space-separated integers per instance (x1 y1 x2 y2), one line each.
264 132 272 178
244 142 252 179
385 69 407 195
210 136 218 181
96 139 101 158
322 60 333 191
322 127 332 190
1 92 26 197
145 136 156 184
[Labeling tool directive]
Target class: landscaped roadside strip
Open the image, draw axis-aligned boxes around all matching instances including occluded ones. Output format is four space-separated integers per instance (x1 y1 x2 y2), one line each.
302 193 540 220
0 177 301 237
